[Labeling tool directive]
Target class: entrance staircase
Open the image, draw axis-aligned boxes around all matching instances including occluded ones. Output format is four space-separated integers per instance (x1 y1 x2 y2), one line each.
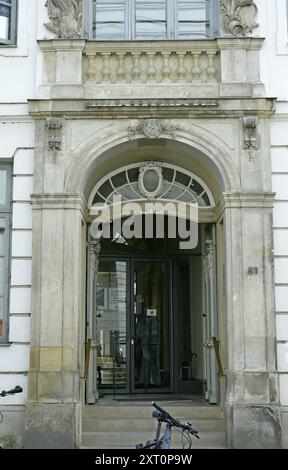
81 399 227 449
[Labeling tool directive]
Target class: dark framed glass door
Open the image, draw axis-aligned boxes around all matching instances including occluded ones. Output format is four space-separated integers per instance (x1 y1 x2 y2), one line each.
96 257 172 393
131 259 172 393
96 258 129 392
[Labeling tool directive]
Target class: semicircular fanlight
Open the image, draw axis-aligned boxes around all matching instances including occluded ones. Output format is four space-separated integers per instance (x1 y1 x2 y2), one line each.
91 162 214 208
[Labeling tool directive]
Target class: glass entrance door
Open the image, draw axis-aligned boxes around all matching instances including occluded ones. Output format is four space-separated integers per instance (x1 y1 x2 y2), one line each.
95 258 172 393
131 260 172 393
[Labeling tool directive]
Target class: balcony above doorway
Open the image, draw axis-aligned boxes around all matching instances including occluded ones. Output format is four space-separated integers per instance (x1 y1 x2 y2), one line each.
38 37 265 100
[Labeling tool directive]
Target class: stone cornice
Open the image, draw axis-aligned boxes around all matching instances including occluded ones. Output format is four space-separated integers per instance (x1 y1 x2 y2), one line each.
31 193 88 218
216 37 264 50
28 98 276 120
38 39 86 52
38 37 264 54
216 192 276 218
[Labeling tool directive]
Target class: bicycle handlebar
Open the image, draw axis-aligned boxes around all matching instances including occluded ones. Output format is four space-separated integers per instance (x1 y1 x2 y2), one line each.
0 386 23 397
152 402 199 437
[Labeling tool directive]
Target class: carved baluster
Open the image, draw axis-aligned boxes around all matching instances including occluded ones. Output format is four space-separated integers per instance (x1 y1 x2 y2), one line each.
176 52 186 82
116 52 126 82
125 52 133 83
110 53 118 83
131 52 141 82
146 52 156 82
206 52 217 83
191 52 202 82
161 52 171 82
141 53 148 82
86 54 96 82
101 52 111 82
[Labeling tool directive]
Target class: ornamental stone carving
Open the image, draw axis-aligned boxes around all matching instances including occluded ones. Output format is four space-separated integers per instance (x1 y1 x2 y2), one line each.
47 118 63 161
243 116 259 161
220 0 258 37
243 116 258 151
45 0 83 39
138 163 164 199
128 119 178 140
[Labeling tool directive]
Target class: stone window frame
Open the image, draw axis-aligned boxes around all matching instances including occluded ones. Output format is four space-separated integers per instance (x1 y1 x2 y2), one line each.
0 162 12 343
87 0 219 40
0 0 18 46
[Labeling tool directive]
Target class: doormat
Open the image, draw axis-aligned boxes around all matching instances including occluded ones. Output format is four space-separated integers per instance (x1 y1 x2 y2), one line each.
114 395 197 403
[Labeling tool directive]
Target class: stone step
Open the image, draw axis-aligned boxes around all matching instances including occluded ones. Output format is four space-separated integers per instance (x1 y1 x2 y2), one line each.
81 431 227 449
83 404 223 420
82 416 225 432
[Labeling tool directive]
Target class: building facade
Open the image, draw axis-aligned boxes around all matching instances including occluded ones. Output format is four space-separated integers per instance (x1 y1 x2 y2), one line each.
0 0 288 449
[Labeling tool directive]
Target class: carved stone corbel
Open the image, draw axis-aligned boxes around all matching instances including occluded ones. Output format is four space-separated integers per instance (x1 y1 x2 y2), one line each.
47 118 63 162
220 0 258 37
45 0 83 39
243 116 259 161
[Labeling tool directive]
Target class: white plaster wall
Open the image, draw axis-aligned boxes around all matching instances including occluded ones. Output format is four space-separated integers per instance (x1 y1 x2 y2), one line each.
0 0 37 400
0 375 27 405
257 0 288 407
271 116 288 405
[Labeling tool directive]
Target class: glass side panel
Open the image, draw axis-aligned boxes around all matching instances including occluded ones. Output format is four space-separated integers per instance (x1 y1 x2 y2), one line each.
133 260 170 391
92 0 125 39
135 0 167 39
96 259 128 391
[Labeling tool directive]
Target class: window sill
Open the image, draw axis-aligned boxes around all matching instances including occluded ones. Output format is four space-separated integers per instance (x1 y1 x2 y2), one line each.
0 44 17 48
0 342 12 347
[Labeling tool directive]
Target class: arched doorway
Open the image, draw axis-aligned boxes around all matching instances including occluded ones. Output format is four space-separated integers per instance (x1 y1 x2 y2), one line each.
86 161 221 404
24 115 280 448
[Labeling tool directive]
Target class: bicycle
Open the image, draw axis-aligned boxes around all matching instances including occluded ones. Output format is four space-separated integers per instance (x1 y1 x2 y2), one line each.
0 386 23 449
136 402 200 449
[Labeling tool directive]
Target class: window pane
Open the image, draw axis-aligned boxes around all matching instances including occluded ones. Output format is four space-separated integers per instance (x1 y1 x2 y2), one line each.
0 170 7 205
92 0 125 39
0 230 4 256
0 237 6 336
0 3 11 41
0 299 4 337
0 257 4 299
135 0 167 39
177 0 209 38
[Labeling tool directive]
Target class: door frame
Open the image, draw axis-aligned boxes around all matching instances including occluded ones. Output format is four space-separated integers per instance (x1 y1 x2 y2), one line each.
87 223 220 398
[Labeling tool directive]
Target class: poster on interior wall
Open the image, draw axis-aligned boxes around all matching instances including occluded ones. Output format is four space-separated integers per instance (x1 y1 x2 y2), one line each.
108 287 126 311
97 311 120 331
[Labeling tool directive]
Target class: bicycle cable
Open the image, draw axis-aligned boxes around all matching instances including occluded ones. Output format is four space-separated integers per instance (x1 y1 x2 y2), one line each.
174 426 192 449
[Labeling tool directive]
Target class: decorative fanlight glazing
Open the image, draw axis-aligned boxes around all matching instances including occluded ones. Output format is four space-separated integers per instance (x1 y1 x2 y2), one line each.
91 162 214 208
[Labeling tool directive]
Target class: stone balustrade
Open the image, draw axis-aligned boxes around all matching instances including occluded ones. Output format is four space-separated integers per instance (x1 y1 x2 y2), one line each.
83 42 220 84
38 38 265 99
